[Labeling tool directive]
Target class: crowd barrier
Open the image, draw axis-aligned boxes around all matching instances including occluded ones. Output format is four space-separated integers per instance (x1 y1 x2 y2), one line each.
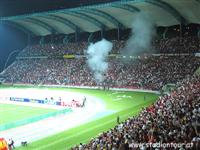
6 83 159 94
16 53 199 60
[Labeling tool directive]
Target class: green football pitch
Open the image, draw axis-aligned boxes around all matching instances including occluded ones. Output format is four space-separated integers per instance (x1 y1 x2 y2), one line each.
0 85 159 150
0 104 57 125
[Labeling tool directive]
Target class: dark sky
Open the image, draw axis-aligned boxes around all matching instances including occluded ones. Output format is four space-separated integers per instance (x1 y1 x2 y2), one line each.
0 24 26 72
0 0 119 17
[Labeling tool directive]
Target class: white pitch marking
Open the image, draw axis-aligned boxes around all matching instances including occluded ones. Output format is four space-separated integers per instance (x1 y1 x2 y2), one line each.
0 88 112 147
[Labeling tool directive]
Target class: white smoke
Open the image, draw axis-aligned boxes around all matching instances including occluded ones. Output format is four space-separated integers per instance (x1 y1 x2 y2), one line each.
86 39 113 82
122 12 156 56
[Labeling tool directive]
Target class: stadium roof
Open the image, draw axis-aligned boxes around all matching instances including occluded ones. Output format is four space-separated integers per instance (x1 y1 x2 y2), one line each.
0 0 200 36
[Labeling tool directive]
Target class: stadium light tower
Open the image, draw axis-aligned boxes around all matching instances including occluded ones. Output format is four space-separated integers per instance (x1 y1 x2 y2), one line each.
3 50 20 70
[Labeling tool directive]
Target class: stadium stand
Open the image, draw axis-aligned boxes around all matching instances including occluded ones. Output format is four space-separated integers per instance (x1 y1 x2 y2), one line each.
17 42 88 57
2 35 200 91
15 36 200 57
2 55 200 90
71 75 200 149
0 0 200 149
153 36 200 54
2 33 199 149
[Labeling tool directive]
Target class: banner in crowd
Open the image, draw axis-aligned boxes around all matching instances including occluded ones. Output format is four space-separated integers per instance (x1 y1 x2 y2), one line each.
63 54 75 59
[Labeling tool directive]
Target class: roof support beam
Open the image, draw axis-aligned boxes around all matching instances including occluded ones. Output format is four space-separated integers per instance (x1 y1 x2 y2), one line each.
81 8 125 29
145 0 187 24
63 11 107 30
24 18 57 34
40 15 82 33
111 4 140 13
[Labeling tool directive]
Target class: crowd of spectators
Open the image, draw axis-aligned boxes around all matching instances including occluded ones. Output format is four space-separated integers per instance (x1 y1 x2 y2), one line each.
71 75 200 150
18 42 88 57
153 36 200 53
17 36 200 57
2 35 200 90
17 40 126 57
2 55 200 90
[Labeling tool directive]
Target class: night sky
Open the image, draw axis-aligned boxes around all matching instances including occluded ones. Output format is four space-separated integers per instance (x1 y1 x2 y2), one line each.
0 24 26 72
0 0 119 17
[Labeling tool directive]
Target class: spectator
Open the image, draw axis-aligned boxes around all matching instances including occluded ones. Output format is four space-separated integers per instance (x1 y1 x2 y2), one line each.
71 75 200 150
2 56 200 91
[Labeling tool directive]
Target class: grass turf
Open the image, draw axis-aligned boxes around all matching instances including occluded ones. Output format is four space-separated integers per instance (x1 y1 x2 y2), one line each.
0 85 159 150
0 103 56 125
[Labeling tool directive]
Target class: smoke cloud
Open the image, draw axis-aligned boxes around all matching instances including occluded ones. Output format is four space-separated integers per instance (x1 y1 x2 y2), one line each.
122 12 156 56
86 39 113 83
